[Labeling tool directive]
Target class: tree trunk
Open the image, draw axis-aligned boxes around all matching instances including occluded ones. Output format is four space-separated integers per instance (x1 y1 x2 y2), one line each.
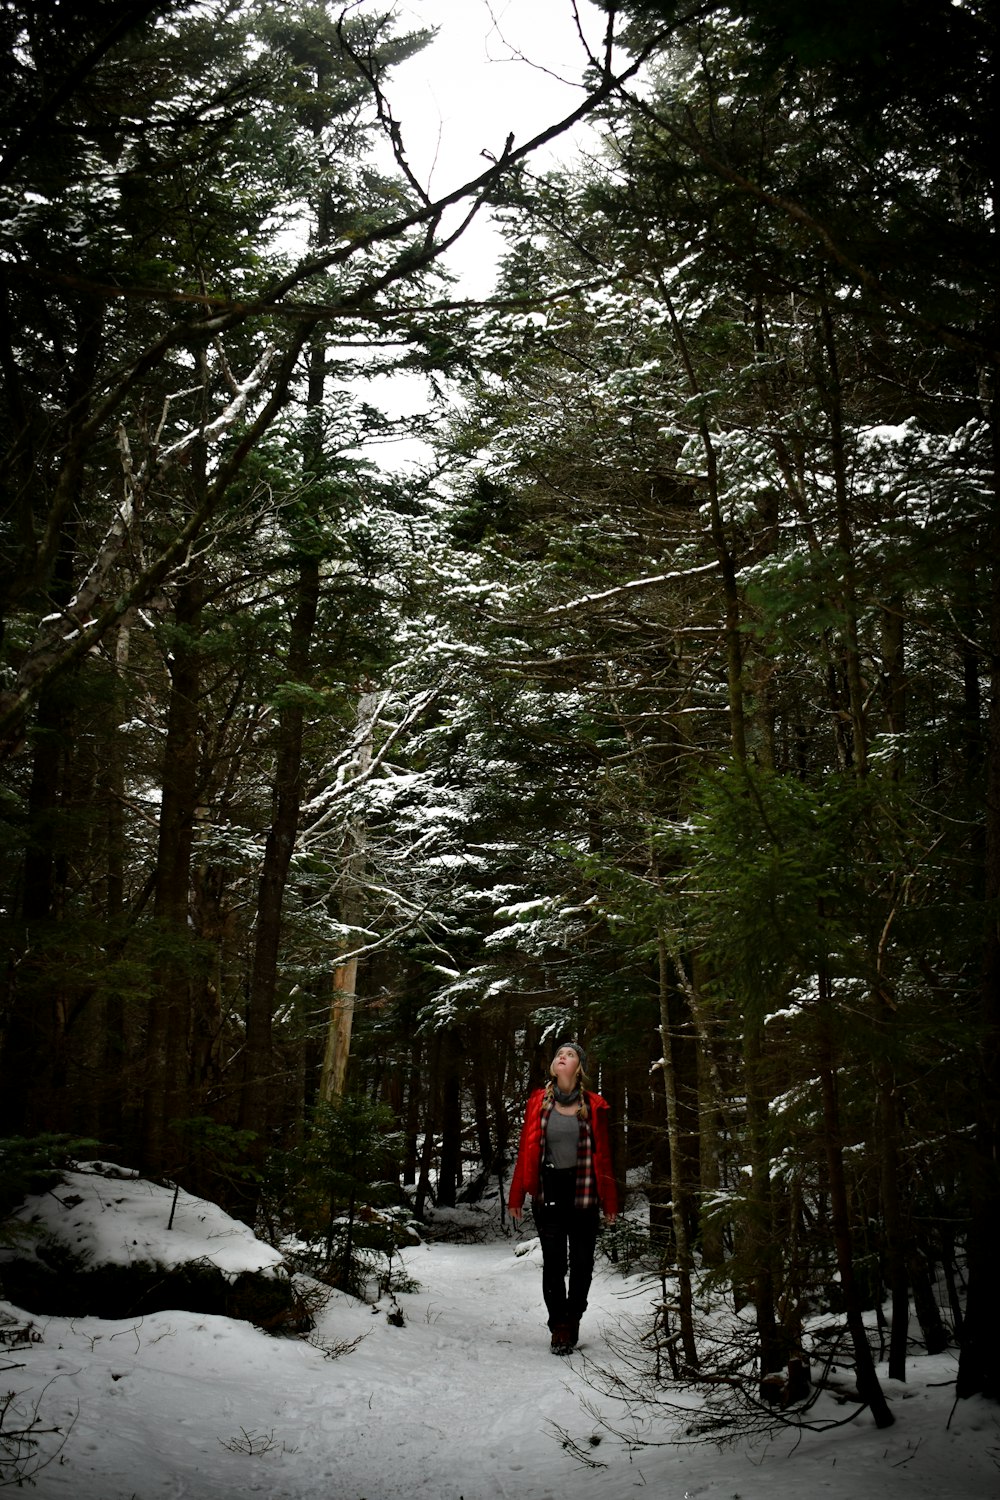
319 689 376 1101
0 677 70 1133
320 959 361 1102
141 571 202 1173
664 940 729 1267
661 281 745 760
817 973 895 1426
909 1248 948 1355
240 552 319 1140
743 1014 784 1378
471 1067 493 1180
657 931 699 1370
436 1028 463 1208
696 1029 725 1269
957 384 1000 1401
414 1033 441 1221
819 298 867 776
403 1039 422 1186
881 598 906 777
877 1053 910 1382
99 620 130 1145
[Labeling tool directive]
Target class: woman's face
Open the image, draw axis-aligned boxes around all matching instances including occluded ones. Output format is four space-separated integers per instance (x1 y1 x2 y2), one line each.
551 1046 580 1090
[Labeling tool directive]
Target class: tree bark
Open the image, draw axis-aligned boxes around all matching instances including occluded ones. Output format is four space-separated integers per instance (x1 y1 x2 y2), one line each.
877 1052 910 1382
661 280 746 760
957 381 1000 1401
743 1014 784 1378
819 298 868 776
141 569 203 1173
436 1028 464 1208
657 931 699 1369
240 552 319 1140
817 971 895 1426
319 689 376 1101
0 676 71 1134
99 619 130 1145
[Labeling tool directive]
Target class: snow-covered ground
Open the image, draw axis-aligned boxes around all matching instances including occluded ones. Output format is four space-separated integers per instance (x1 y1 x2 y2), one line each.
2 1167 998 1499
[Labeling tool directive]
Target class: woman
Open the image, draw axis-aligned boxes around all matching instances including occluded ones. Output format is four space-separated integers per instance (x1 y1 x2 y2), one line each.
508 1041 618 1354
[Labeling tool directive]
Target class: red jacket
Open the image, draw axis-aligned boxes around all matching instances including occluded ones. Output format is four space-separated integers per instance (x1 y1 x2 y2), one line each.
508 1088 618 1218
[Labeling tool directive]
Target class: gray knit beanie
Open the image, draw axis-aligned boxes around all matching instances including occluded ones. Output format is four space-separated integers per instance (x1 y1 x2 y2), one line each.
555 1040 587 1072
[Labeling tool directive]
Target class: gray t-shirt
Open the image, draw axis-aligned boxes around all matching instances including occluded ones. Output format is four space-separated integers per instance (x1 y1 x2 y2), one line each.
545 1108 579 1169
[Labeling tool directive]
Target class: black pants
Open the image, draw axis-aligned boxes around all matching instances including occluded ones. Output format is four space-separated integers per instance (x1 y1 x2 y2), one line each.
531 1167 600 1330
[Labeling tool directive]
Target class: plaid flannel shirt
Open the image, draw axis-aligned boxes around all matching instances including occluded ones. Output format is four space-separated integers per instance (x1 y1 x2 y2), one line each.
539 1092 598 1210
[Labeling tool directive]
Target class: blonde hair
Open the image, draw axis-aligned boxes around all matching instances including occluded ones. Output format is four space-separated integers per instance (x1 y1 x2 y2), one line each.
544 1064 590 1122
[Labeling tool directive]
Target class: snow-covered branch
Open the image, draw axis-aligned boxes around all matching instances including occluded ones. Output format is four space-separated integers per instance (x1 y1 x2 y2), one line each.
542 559 721 616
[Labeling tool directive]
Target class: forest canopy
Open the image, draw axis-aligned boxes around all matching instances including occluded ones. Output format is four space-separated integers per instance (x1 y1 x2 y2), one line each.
1 0 997 1415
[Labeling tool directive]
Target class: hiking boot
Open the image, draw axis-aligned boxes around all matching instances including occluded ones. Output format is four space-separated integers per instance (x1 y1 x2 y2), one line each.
550 1323 573 1355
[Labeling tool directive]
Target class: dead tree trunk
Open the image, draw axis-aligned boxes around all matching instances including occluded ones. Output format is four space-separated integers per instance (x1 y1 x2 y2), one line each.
657 931 699 1370
319 689 376 1102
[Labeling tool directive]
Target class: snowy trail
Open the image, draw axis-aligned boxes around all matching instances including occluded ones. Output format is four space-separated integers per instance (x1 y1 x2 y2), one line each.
280 1239 633 1500
7 1234 1000 1500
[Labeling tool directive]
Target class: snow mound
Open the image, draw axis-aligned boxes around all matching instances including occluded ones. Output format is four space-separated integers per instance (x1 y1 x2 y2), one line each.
8 1160 283 1279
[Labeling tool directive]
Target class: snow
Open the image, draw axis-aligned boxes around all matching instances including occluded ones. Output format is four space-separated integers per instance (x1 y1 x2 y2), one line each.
2 1177 999 1499
8 1164 283 1279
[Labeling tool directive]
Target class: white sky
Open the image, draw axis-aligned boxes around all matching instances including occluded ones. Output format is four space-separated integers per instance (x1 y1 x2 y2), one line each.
384 0 612 294
357 1 612 462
